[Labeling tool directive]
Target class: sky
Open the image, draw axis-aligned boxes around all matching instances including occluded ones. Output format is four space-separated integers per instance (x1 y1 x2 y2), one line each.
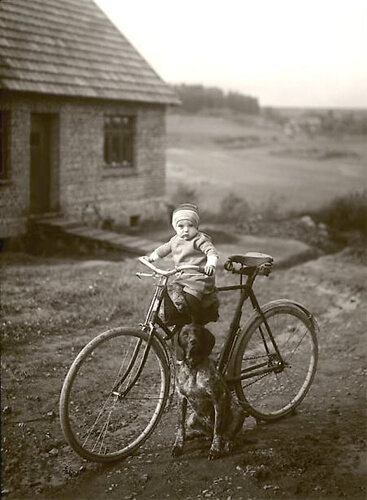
95 0 367 109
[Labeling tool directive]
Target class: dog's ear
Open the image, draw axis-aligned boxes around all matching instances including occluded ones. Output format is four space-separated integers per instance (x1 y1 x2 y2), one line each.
200 326 215 357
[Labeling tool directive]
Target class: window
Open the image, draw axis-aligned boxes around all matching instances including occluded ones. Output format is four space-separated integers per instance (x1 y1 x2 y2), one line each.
0 111 9 180
104 115 134 168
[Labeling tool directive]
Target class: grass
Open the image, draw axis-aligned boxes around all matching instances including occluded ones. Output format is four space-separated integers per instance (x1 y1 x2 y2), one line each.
0 250 271 354
1 257 149 349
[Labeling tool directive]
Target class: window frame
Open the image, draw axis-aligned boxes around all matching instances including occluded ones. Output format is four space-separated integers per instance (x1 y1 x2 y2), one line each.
103 115 135 170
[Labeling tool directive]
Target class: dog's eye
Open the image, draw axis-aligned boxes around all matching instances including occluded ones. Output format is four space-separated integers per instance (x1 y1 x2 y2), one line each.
180 330 189 340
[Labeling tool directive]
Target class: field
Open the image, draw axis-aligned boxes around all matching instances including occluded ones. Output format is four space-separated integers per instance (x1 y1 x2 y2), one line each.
166 113 366 215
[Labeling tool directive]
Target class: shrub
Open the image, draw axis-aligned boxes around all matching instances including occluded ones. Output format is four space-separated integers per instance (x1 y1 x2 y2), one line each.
218 192 252 224
315 190 367 242
257 193 285 221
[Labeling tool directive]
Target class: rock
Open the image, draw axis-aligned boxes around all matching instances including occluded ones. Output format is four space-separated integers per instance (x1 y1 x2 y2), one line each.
300 215 316 228
47 410 56 420
2 406 12 416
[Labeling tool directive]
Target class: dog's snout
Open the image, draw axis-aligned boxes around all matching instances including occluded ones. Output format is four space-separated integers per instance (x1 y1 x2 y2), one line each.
188 336 197 346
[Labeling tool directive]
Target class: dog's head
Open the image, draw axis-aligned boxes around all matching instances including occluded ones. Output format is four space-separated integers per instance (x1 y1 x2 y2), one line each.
178 323 215 368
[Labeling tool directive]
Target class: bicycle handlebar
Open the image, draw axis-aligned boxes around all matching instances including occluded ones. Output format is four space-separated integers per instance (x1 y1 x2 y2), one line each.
138 256 205 277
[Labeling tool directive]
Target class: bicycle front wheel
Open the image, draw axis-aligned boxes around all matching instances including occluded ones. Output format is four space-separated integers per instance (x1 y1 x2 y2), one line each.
60 327 170 463
233 302 318 421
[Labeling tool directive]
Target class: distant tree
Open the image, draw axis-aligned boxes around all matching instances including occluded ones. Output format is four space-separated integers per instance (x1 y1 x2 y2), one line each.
204 87 225 110
172 84 259 115
226 91 259 114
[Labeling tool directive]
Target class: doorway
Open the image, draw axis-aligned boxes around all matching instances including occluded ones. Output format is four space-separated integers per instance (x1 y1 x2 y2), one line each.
30 113 53 214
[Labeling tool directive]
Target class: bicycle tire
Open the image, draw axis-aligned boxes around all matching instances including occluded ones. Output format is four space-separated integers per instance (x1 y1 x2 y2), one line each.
233 301 318 421
60 327 170 463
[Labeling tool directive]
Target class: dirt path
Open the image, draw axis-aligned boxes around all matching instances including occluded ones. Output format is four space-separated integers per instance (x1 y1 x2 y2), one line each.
2 250 366 500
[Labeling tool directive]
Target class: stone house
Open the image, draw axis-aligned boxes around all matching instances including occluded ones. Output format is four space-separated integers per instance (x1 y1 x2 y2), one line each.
0 0 179 241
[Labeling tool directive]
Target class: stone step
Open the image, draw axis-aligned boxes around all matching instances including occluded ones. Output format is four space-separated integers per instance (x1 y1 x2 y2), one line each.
33 217 81 230
33 218 162 255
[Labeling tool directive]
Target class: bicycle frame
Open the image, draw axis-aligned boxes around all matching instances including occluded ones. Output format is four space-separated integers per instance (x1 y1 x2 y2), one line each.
141 267 282 377
133 257 290 396
216 268 285 380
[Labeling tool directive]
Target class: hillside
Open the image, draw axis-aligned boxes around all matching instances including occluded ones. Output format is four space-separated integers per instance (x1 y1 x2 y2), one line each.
166 113 366 215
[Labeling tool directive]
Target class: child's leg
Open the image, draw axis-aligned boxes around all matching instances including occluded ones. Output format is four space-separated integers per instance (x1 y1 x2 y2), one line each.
184 292 205 324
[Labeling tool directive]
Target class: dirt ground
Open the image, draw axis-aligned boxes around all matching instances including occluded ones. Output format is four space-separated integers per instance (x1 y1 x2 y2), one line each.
1 248 366 500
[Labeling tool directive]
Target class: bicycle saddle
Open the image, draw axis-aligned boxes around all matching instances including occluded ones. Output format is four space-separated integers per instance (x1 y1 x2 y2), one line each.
225 252 273 269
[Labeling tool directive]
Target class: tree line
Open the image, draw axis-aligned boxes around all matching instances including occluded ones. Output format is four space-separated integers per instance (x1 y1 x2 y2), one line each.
172 84 260 115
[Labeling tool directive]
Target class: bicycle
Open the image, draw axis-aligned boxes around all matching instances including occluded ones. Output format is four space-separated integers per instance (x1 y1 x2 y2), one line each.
59 252 319 463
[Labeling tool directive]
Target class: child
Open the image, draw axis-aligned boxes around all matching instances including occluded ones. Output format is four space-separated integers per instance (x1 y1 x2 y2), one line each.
147 203 219 324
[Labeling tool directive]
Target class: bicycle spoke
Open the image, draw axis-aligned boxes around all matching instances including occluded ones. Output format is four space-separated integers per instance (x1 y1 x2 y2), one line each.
60 328 169 462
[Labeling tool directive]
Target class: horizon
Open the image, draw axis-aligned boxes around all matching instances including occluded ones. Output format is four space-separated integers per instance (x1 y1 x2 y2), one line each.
169 84 367 112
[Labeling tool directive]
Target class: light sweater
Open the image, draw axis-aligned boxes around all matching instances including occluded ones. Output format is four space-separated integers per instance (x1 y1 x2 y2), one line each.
153 232 219 298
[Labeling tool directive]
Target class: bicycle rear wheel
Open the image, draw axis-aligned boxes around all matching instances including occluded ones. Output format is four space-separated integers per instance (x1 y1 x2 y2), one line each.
60 327 170 463
233 302 318 421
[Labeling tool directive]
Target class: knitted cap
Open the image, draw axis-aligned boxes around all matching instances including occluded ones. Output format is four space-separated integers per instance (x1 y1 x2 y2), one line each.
172 203 200 229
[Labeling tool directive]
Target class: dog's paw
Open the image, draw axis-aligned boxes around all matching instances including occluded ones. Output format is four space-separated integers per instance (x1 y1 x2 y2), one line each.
224 441 234 452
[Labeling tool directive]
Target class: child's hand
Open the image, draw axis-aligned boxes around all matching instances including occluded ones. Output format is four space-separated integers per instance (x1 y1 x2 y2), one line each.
145 250 159 263
204 264 216 276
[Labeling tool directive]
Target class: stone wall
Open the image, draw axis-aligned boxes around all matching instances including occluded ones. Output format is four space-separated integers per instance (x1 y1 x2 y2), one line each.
1 93 168 238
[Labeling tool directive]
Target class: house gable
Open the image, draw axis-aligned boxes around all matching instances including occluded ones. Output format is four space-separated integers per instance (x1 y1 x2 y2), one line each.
0 0 178 241
0 0 179 105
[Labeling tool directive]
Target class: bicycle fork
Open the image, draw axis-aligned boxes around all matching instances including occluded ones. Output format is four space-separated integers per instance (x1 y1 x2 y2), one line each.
111 324 155 399
111 276 168 399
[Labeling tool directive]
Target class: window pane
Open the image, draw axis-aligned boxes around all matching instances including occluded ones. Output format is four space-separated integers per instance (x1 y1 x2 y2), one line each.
123 134 132 165
104 115 134 168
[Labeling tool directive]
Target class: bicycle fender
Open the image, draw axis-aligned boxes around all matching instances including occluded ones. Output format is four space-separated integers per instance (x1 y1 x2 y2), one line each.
260 299 320 336
226 299 320 377
157 333 173 367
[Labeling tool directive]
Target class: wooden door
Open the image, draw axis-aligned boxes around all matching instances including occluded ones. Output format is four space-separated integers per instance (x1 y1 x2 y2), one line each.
30 113 52 214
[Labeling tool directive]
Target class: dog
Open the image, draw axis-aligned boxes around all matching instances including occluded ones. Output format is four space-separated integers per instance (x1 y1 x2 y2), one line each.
172 323 246 460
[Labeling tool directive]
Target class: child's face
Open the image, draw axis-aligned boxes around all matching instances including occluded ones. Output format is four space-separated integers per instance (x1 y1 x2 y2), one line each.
175 219 198 240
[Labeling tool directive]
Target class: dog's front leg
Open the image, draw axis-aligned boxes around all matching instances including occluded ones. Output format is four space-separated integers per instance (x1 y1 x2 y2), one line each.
208 401 224 460
172 396 187 457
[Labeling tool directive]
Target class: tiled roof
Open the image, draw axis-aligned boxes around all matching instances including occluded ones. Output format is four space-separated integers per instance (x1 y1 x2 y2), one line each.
0 0 179 104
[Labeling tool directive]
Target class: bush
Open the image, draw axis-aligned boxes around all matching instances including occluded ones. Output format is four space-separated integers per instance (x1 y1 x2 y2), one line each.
257 193 285 221
315 190 367 242
218 192 252 224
